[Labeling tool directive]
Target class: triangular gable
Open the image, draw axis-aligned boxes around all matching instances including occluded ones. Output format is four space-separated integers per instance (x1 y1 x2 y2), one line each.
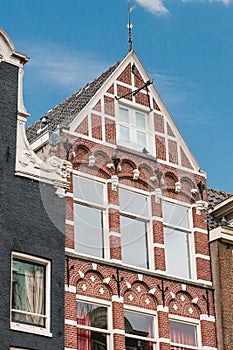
69 51 201 172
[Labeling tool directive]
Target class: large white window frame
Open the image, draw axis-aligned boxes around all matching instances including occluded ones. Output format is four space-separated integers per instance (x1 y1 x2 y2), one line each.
11 252 51 337
117 105 151 152
124 305 158 350
73 174 108 259
119 186 153 270
162 199 194 280
76 296 112 350
169 317 201 350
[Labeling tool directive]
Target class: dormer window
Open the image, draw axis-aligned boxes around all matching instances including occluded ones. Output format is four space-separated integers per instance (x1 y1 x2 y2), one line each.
118 106 149 152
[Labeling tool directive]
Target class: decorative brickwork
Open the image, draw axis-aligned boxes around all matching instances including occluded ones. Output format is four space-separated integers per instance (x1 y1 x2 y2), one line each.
26 49 217 349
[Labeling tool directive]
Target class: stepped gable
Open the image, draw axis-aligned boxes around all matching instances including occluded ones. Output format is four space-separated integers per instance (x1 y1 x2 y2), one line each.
208 188 232 229
26 60 121 143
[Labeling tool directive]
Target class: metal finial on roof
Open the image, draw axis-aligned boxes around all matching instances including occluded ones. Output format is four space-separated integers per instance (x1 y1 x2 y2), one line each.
127 4 136 52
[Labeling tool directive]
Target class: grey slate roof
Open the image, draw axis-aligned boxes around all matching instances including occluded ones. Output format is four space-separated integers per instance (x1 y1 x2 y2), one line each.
26 60 121 143
207 188 232 230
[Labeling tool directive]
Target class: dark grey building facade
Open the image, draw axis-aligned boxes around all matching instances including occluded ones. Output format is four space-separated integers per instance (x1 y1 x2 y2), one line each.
0 28 69 350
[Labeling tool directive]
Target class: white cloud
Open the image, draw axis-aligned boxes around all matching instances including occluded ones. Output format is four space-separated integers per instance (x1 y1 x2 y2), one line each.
135 0 169 15
182 0 233 5
182 0 232 4
23 41 111 90
134 0 232 15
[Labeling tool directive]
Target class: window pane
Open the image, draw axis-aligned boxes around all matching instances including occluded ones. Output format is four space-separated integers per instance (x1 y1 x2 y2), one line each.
126 338 153 350
12 259 45 326
136 131 147 149
77 302 107 350
124 310 154 338
73 177 103 206
163 202 189 229
119 189 148 217
77 302 107 329
135 112 146 129
121 216 148 268
119 107 129 123
170 320 197 346
74 204 104 258
164 228 190 279
119 125 130 143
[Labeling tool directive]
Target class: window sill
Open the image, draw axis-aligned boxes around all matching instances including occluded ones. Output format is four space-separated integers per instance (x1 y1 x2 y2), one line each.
11 322 52 337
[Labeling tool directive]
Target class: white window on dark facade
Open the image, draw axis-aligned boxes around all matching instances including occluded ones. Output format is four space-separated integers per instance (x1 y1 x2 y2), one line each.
73 176 106 259
118 106 149 152
119 188 150 269
76 300 110 350
11 252 51 336
124 309 156 350
169 320 198 350
163 201 192 279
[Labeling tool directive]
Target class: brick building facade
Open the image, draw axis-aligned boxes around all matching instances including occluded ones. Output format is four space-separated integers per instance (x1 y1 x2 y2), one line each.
208 189 233 350
27 50 218 349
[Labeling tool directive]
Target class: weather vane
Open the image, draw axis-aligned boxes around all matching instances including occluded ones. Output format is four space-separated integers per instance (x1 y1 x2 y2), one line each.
127 4 136 52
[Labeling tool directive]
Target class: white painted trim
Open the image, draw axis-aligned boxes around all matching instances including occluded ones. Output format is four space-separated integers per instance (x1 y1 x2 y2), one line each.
169 317 201 349
110 258 122 264
65 247 75 253
152 216 163 222
30 131 49 151
11 252 51 336
158 159 205 177
112 296 124 303
195 253 210 260
15 114 71 196
202 347 218 350
109 231 121 237
11 322 52 337
66 192 73 198
124 304 157 316
158 337 171 344
77 295 111 306
169 314 199 324
200 315 215 322
181 284 187 291
193 228 208 234
209 226 233 243
65 319 77 326
108 204 120 210
157 305 169 312
196 280 212 286
76 297 113 349
0 28 29 66
65 285 76 293
154 269 166 274
65 219 74 226
112 329 125 335
153 243 165 249
59 129 118 150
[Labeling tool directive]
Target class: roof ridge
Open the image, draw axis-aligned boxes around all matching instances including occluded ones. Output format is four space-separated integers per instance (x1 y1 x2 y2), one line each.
26 59 122 143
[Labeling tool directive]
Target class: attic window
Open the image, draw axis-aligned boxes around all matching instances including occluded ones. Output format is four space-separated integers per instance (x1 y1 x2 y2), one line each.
117 106 149 152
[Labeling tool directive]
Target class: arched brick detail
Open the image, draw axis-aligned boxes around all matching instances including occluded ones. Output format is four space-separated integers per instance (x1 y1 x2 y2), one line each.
69 261 92 286
164 171 178 190
94 150 110 169
120 159 137 175
123 281 157 310
169 291 200 319
75 144 90 162
139 163 154 180
180 176 195 191
76 270 112 301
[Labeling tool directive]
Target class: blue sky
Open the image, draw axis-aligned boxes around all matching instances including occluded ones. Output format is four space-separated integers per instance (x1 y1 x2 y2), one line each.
1 0 233 193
